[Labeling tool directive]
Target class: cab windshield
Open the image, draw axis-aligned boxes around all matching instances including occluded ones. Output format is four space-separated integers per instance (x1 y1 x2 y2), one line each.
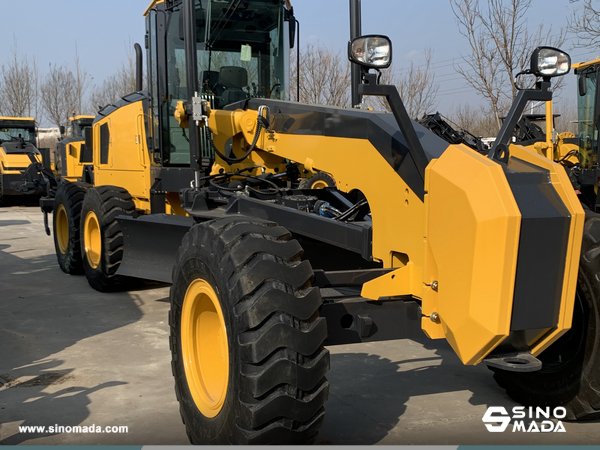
578 68 599 168
0 127 34 143
68 122 85 139
199 0 286 107
161 0 286 166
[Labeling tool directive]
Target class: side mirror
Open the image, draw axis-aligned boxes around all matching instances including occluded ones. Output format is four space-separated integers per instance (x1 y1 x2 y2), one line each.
530 46 571 78
348 35 392 70
289 14 296 49
579 74 587 96
59 125 65 136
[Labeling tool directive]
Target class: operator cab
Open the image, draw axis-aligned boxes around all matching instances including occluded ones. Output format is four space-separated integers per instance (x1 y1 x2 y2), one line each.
145 0 289 166
575 60 599 169
0 118 39 154
63 115 95 139
0 118 37 146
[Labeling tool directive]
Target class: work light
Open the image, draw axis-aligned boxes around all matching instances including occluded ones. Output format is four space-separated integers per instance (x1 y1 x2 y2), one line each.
530 46 571 78
348 35 392 69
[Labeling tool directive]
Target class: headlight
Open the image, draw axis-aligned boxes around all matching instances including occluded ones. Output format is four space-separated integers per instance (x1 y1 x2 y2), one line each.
530 46 571 78
348 35 392 69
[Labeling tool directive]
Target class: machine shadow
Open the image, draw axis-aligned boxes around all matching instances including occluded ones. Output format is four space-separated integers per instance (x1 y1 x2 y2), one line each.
0 367 127 445
0 241 144 443
320 337 516 445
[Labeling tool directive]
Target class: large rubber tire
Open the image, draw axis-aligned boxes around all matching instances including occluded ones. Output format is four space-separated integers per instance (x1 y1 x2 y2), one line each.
491 210 600 420
299 172 335 189
53 181 88 274
169 216 330 444
0 175 4 206
80 186 136 292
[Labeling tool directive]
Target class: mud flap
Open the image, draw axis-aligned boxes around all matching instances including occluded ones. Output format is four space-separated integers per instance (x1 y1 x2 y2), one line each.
117 214 195 283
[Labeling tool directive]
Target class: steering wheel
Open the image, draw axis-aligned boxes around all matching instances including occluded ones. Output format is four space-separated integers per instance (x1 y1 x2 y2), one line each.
270 83 281 99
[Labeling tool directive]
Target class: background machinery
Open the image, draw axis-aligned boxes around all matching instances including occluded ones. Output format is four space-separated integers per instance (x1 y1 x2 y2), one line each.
0 117 43 205
26 0 600 444
55 114 95 183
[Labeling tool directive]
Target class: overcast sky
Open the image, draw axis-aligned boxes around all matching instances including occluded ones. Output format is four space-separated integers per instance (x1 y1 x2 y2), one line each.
0 0 597 125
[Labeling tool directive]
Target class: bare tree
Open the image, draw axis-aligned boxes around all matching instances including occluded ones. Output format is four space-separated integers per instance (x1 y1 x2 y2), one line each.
88 44 142 113
554 98 579 135
290 42 351 108
0 40 39 118
448 103 503 137
40 63 77 128
568 0 600 50
73 54 92 116
451 0 566 131
367 49 439 119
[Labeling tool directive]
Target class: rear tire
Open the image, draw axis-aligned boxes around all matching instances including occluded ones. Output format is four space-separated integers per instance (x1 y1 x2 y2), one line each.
80 186 136 292
299 172 335 189
53 181 88 274
491 210 600 420
169 216 330 444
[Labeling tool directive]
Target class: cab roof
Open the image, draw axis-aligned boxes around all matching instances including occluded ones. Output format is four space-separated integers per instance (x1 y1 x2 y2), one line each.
69 115 95 122
573 58 600 71
144 0 164 17
0 117 35 122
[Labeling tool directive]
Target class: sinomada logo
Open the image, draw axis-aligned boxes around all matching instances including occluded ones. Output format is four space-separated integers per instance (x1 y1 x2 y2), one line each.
482 406 567 432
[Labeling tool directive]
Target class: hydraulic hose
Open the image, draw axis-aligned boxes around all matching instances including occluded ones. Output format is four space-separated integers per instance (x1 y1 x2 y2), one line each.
211 114 270 165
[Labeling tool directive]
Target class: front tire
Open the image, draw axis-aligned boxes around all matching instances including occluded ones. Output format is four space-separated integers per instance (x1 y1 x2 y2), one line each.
491 210 600 420
53 181 88 274
169 216 330 444
80 186 136 292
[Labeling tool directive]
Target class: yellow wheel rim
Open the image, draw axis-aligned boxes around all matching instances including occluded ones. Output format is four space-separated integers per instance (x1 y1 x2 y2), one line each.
83 211 101 269
55 204 69 254
311 179 329 189
181 279 229 418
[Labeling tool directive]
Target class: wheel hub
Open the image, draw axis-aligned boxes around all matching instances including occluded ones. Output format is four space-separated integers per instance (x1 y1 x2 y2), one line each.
83 211 101 269
311 179 329 189
181 279 229 418
55 204 69 254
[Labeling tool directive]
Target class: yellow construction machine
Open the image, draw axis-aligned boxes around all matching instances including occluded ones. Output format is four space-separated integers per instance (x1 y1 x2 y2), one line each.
55 114 95 183
0 117 43 205
26 0 600 444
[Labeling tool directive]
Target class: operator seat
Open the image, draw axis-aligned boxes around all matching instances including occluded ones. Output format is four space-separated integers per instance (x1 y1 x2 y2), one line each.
219 66 248 106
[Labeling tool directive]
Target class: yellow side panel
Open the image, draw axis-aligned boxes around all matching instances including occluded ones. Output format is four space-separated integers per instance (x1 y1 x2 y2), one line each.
508 144 585 356
423 145 522 365
0 151 40 172
94 101 150 211
65 142 84 179
262 133 426 273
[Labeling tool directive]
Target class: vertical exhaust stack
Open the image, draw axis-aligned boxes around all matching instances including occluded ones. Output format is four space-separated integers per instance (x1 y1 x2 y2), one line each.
349 0 362 107
134 43 143 92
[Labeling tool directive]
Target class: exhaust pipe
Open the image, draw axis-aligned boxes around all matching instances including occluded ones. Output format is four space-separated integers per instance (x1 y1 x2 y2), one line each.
134 43 143 91
349 0 362 107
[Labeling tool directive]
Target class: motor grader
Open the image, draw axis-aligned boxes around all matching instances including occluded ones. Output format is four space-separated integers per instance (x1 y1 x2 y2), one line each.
55 114 95 183
26 0 600 444
0 117 43 205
